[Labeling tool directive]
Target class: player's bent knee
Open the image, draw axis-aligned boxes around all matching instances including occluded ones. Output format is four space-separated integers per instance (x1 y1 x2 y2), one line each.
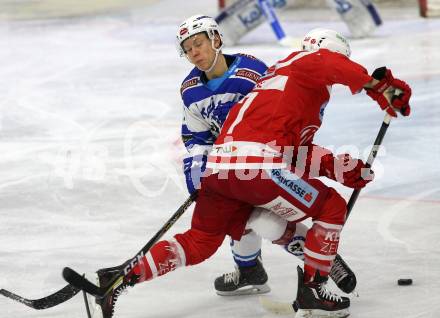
174 229 225 266
320 188 348 225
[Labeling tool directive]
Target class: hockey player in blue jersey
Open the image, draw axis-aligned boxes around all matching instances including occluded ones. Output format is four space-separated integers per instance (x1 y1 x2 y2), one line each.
174 14 357 297
178 18 266 195
177 14 274 295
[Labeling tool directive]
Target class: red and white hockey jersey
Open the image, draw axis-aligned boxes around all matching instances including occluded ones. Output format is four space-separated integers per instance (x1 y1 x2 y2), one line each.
207 49 373 170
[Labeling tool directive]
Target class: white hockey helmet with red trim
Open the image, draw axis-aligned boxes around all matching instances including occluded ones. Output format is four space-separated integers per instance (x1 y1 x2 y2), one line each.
176 14 224 57
302 28 351 58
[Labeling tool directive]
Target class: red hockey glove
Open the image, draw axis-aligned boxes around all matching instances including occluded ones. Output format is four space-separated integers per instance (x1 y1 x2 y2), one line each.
320 153 374 189
272 222 297 245
365 67 411 117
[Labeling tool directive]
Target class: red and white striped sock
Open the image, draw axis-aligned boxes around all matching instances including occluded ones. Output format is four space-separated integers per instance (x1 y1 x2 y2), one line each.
303 221 343 282
131 239 187 283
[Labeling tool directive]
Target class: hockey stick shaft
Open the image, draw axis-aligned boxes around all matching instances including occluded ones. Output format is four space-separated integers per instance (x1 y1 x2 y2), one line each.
63 191 198 298
346 113 392 217
121 191 198 275
83 290 92 318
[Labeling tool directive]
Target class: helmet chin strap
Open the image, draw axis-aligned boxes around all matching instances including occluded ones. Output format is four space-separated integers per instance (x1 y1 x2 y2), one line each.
198 38 223 74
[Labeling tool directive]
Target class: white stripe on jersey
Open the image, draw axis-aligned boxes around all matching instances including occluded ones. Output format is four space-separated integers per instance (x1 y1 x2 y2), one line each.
276 51 315 69
207 140 286 170
210 140 281 158
314 221 344 230
224 52 316 137
145 251 158 278
226 92 258 134
207 162 286 170
256 75 289 91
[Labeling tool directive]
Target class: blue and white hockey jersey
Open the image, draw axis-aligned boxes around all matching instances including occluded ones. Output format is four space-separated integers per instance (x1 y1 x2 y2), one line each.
180 53 267 193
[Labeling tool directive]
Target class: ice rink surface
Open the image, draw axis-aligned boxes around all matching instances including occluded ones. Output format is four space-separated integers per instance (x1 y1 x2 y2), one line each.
1 0 439 317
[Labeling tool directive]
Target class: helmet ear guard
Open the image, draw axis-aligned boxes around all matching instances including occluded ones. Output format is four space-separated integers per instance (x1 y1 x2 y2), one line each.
301 28 351 58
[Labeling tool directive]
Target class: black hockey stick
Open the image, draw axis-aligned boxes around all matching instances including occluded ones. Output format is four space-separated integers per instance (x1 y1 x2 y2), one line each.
0 284 80 310
346 69 409 216
346 112 392 217
62 191 198 298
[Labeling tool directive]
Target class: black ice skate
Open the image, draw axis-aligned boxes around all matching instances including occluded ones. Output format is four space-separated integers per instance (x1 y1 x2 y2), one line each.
83 263 138 318
294 266 350 318
214 257 270 296
329 254 357 294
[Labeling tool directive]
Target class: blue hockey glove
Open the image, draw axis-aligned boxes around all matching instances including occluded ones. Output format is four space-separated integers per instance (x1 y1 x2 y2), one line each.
183 155 207 194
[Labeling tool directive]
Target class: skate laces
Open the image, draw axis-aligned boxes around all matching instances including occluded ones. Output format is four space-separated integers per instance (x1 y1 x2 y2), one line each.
330 258 348 284
318 282 343 302
223 267 240 286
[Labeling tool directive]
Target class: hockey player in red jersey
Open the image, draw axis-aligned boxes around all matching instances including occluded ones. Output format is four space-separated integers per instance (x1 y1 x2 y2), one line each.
176 15 357 297
92 28 411 318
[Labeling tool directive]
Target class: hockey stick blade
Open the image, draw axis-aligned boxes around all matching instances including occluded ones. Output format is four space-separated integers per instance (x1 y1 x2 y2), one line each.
0 284 80 310
63 267 104 297
259 296 295 315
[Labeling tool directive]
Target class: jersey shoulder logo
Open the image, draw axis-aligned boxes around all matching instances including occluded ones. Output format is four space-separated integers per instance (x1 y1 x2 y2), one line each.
235 68 261 83
181 77 199 95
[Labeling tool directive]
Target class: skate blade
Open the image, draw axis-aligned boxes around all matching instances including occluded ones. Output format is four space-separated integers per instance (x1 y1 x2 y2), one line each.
83 272 103 318
296 308 350 318
259 296 294 315
216 284 270 296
